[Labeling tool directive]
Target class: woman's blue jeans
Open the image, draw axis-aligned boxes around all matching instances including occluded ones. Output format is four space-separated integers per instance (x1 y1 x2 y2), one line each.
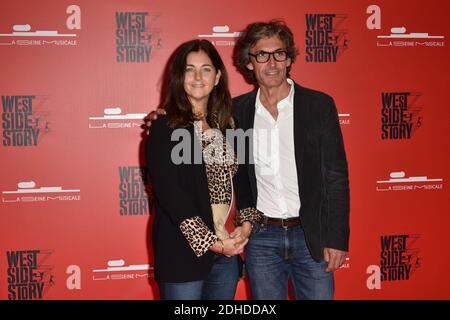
158 254 238 300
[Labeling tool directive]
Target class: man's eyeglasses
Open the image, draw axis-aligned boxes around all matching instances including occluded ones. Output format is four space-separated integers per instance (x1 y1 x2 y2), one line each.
248 50 288 63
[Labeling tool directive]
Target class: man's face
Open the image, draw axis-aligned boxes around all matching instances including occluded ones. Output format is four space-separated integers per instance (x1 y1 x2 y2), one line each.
246 36 291 89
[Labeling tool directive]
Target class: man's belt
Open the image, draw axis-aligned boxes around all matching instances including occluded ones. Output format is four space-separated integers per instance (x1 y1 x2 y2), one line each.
260 214 301 228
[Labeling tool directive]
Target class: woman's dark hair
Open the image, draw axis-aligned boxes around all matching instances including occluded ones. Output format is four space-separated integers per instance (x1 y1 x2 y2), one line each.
234 20 299 83
164 39 233 131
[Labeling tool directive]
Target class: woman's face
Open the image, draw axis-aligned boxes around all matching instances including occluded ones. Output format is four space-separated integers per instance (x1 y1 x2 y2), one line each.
183 50 221 109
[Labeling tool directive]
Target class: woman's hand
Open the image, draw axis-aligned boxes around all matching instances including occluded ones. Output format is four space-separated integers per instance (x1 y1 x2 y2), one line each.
211 236 248 257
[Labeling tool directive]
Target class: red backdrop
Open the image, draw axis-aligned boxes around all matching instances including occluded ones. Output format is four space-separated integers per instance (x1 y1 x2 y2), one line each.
1 0 449 300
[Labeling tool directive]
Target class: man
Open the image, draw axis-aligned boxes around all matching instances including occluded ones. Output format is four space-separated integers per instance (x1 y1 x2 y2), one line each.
231 20 350 300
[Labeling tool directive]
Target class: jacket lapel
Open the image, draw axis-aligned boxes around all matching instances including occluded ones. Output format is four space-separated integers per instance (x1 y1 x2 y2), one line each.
293 83 308 191
242 90 257 131
242 91 258 203
188 125 214 221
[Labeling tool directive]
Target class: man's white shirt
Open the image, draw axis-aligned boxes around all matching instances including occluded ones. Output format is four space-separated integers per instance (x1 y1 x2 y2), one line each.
253 79 301 219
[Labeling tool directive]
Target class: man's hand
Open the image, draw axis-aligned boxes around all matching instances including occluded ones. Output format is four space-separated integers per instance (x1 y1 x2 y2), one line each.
230 221 252 247
145 108 167 127
323 247 347 272
232 236 248 254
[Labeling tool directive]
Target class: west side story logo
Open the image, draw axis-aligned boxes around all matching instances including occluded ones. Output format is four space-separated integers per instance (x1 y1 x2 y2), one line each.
381 92 422 140
0 5 80 46
366 234 421 289
380 234 421 281
115 11 162 63
2 95 50 147
305 13 349 62
7 249 55 300
119 166 152 216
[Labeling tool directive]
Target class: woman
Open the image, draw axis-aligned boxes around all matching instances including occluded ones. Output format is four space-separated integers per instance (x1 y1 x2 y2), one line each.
146 39 251 300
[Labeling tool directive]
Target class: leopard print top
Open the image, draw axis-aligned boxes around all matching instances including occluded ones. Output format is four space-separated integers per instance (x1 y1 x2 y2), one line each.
179 121 261 257
195 121 238 205
180 216 219 257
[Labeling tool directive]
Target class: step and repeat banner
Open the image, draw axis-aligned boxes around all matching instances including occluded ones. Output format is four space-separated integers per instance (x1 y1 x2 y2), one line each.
0 0 449 300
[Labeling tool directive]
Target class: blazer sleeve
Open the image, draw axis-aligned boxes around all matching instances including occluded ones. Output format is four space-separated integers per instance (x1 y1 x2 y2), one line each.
146 119 218 256
320 97 350 251
231 101 261 225
233 163 261 225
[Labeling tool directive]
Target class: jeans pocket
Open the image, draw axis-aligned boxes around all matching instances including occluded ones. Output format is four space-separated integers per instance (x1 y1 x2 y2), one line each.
250 221 266 237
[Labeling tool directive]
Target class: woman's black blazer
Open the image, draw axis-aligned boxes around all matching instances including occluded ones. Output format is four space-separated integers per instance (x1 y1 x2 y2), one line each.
146 115 216 283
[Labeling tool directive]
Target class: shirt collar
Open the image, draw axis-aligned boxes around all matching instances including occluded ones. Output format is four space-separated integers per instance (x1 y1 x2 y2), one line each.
255 78 294 111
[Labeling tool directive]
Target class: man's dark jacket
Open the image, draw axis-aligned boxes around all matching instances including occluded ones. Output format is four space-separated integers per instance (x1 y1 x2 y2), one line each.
232 82 350 262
